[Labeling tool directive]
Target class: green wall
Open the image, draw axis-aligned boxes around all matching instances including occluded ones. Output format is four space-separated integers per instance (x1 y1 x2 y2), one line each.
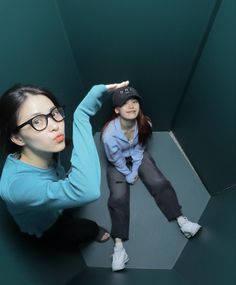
0 0 235 284
172 0 236 195
0 0 85 147
56 0 216 130
0 1 86 284
174 186 236 285
172 1 236 282
57 0 236 195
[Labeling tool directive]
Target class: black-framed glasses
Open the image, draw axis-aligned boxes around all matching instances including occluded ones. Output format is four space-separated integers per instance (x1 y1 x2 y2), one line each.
16 106 65 132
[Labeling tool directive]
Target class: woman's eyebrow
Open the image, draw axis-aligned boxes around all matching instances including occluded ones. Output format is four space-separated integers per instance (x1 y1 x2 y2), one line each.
25 106 56 120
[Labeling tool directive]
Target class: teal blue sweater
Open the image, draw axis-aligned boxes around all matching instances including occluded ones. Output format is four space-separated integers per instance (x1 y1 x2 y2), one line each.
0 85 107 237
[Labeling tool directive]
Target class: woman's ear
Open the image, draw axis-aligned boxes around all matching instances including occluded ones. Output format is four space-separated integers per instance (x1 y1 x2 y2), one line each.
114 107 120 114
10 134 25 146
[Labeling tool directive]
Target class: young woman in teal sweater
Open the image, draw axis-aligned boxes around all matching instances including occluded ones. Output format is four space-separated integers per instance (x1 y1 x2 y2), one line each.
0 80 129 247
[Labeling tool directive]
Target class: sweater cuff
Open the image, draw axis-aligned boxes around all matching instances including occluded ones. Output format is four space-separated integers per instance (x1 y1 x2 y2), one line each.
125 171 138 184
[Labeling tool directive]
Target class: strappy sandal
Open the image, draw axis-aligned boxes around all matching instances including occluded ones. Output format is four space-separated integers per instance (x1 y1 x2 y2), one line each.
96 226 110 243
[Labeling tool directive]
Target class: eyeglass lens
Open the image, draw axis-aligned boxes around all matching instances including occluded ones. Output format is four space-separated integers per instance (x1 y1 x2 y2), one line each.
32 107 64 131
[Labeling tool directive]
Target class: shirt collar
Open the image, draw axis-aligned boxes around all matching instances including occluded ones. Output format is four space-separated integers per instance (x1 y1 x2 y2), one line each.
114 117 138 141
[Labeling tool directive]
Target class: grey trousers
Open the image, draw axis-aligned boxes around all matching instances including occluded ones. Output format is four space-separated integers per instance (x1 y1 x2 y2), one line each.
107 151 182 240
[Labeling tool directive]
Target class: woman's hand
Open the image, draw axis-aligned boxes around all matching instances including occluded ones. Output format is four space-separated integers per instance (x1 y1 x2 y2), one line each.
105 81 129 92
129 175 139 185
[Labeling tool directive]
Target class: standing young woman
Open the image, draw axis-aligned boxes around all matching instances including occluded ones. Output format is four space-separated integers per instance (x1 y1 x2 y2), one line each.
101 86 202 271
0 80 129 248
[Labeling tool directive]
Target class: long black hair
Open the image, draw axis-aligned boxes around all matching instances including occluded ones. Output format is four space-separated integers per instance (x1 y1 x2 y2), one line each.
0 84 60 156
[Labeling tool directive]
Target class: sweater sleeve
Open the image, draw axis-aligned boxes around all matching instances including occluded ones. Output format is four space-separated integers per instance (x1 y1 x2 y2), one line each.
66 84 108 203
9 85 108 210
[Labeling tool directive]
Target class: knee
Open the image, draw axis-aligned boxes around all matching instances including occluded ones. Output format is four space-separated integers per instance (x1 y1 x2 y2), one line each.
108 193 128 208
149 177 171 191
158 178 172 189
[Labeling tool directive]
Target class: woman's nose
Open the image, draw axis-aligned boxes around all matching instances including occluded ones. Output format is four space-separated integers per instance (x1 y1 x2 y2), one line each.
128 102 134 108
48 117 59 131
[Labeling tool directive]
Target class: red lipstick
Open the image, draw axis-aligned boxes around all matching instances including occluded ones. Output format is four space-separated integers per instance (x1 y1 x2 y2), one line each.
54 134 65 142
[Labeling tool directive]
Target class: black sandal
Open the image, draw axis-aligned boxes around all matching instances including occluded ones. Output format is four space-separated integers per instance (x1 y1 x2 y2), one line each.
96 226 110 243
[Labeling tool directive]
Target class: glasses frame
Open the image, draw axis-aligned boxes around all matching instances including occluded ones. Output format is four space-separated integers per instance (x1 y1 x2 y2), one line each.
16 106 65 132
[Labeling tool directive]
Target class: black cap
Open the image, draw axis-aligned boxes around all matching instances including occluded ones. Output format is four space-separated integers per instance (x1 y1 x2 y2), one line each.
112 86 142 107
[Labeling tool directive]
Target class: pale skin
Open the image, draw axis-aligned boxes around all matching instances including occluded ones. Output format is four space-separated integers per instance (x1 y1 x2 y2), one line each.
10 80 129 241
115 98 140 142
11 95 66 169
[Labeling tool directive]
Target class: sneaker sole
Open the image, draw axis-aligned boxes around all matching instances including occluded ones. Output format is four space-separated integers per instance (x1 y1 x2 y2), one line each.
112 256 129 272
191 225 202 237
183 225 202 238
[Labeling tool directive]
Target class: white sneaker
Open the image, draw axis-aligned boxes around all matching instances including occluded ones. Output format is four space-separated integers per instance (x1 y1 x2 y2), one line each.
112 247 129 272
177 216 202 238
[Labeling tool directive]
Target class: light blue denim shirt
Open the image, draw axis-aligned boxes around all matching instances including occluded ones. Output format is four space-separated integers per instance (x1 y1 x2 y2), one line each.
102 117 144 184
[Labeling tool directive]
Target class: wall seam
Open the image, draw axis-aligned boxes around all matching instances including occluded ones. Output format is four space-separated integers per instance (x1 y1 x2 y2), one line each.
171 0 223 130
54 0 86 93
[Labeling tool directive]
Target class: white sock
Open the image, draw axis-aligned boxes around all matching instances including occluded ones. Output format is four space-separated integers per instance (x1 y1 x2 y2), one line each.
114 238 123 249
177 216 187 226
